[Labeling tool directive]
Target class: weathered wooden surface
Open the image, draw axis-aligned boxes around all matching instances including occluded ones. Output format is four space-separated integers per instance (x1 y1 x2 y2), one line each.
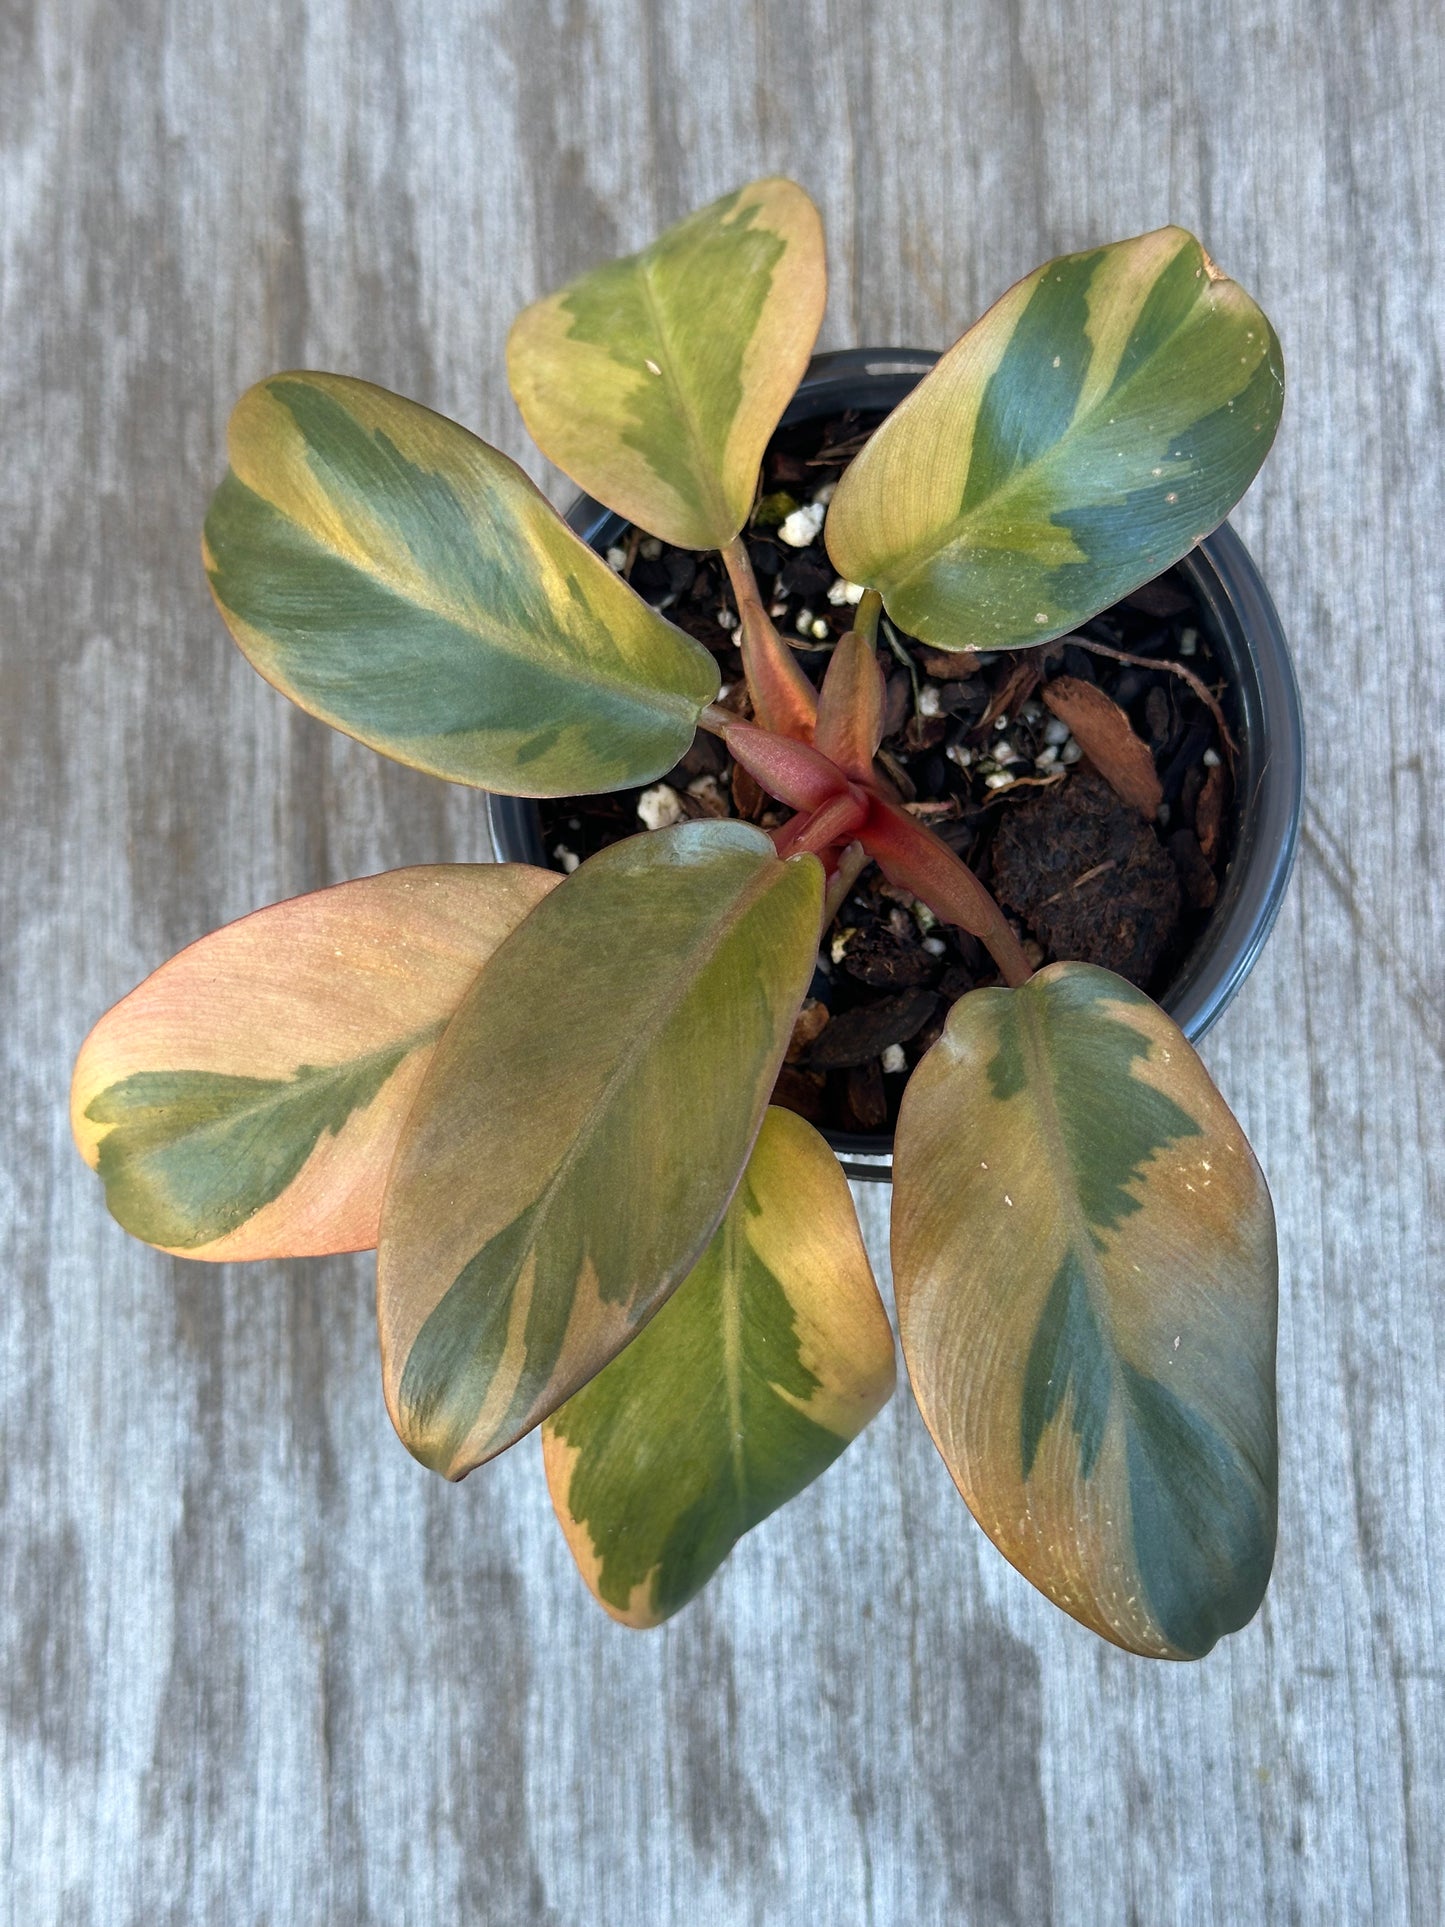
3 0 1442 1918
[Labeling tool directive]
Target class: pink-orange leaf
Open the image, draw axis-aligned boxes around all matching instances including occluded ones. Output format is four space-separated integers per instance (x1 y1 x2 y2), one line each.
71 864 559 1260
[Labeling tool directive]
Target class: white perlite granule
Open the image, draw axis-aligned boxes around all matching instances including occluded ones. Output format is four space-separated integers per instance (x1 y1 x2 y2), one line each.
636 784 684 830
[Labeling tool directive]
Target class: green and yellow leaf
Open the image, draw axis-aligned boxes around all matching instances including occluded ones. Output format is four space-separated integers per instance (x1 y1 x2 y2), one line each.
71 864 559 1260
543 1106 895 1627
204 372 719 794
507 178 826 550
378 822 824 1480
891 963 1277 1659
826 228 1284 651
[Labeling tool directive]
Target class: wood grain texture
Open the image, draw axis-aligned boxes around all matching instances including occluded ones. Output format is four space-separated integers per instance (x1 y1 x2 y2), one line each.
2 0 1441 1919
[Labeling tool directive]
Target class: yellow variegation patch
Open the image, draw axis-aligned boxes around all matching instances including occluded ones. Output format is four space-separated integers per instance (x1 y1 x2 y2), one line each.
204 372 718 794
71 865 559 1260
892 963 1277 1659
543 1107 895 1626
507 178 826 549
378 823 825 1480
827 227 1284 650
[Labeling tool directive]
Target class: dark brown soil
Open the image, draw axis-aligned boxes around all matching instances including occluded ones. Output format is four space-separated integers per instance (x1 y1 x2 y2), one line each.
991 772 1182 984
538 406 1236 1139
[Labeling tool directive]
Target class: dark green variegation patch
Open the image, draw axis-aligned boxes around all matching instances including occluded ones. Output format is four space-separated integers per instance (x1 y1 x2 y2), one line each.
827 227 1284 651
990 969 1203 1235
87 1035 433 1250
205 372 718 794
1120 1360 1275 1658
892 961 1278 1659
543 1108 894 1626
1020 1251 1110 1480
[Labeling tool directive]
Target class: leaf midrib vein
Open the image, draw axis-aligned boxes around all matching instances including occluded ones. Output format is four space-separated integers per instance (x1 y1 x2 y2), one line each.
445 854 811 1427
222 473 702 725
635 249 737 541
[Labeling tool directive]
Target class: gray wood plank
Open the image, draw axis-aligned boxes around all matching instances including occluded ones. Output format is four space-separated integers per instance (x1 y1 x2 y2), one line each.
3 0 1442 1919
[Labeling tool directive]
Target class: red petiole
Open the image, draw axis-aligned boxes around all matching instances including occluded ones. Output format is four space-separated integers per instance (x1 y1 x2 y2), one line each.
774 787 870 860
701 698 1034 987
859 796 1033 987
719 537 819 742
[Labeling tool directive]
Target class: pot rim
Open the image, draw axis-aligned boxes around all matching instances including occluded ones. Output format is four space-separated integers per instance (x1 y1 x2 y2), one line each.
487 347 1305 1182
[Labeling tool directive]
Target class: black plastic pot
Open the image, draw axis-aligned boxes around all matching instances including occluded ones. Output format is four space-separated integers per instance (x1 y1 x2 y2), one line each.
488 348 1305 1182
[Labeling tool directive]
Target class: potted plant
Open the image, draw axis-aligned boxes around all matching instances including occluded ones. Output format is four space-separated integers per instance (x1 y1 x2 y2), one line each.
71 178 1291 1659
491 346 1303 1177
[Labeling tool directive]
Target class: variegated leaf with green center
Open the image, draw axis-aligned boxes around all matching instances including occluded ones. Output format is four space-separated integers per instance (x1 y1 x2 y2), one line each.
507 178 826 549
892 963 1277 1659
543 1106 895 1627
826 228 1284 650
379 822 824 1480
71 864 559 1260
204 372 719 794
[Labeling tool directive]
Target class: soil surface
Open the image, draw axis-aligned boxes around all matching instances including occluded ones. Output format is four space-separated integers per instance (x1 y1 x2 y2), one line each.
539 407 1236 1139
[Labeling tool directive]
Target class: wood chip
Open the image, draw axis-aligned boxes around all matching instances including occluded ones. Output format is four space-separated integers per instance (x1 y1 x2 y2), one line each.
1050 632 1238 764
682 775 729 818
845 1059 889 1130
1122 578 1195 618
729 763 769 821
981 771 1067 802
1196 760 1227 861
1169 829 1219 908
1041 676 1163 819
977 659 1041 733
917 649 982 681
881 667 911 738
785 999 831 1062
803 990 939 1069
769 1066 826 1122
875 746 916 801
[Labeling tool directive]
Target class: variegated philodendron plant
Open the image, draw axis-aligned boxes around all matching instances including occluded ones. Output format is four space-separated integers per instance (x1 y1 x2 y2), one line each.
73 180 1285 1657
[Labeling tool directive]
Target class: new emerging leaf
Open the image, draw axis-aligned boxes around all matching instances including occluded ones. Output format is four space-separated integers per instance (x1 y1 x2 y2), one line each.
508 178 827 549
204 373 719 794
892 963 1277 1659
827 228 1284 651
543 1107 895 1626
378 823 825 1480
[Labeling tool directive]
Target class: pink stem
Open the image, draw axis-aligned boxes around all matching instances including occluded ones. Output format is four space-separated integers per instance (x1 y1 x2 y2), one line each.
861 798 1034 988
721 536 819 742
784 790 870 859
